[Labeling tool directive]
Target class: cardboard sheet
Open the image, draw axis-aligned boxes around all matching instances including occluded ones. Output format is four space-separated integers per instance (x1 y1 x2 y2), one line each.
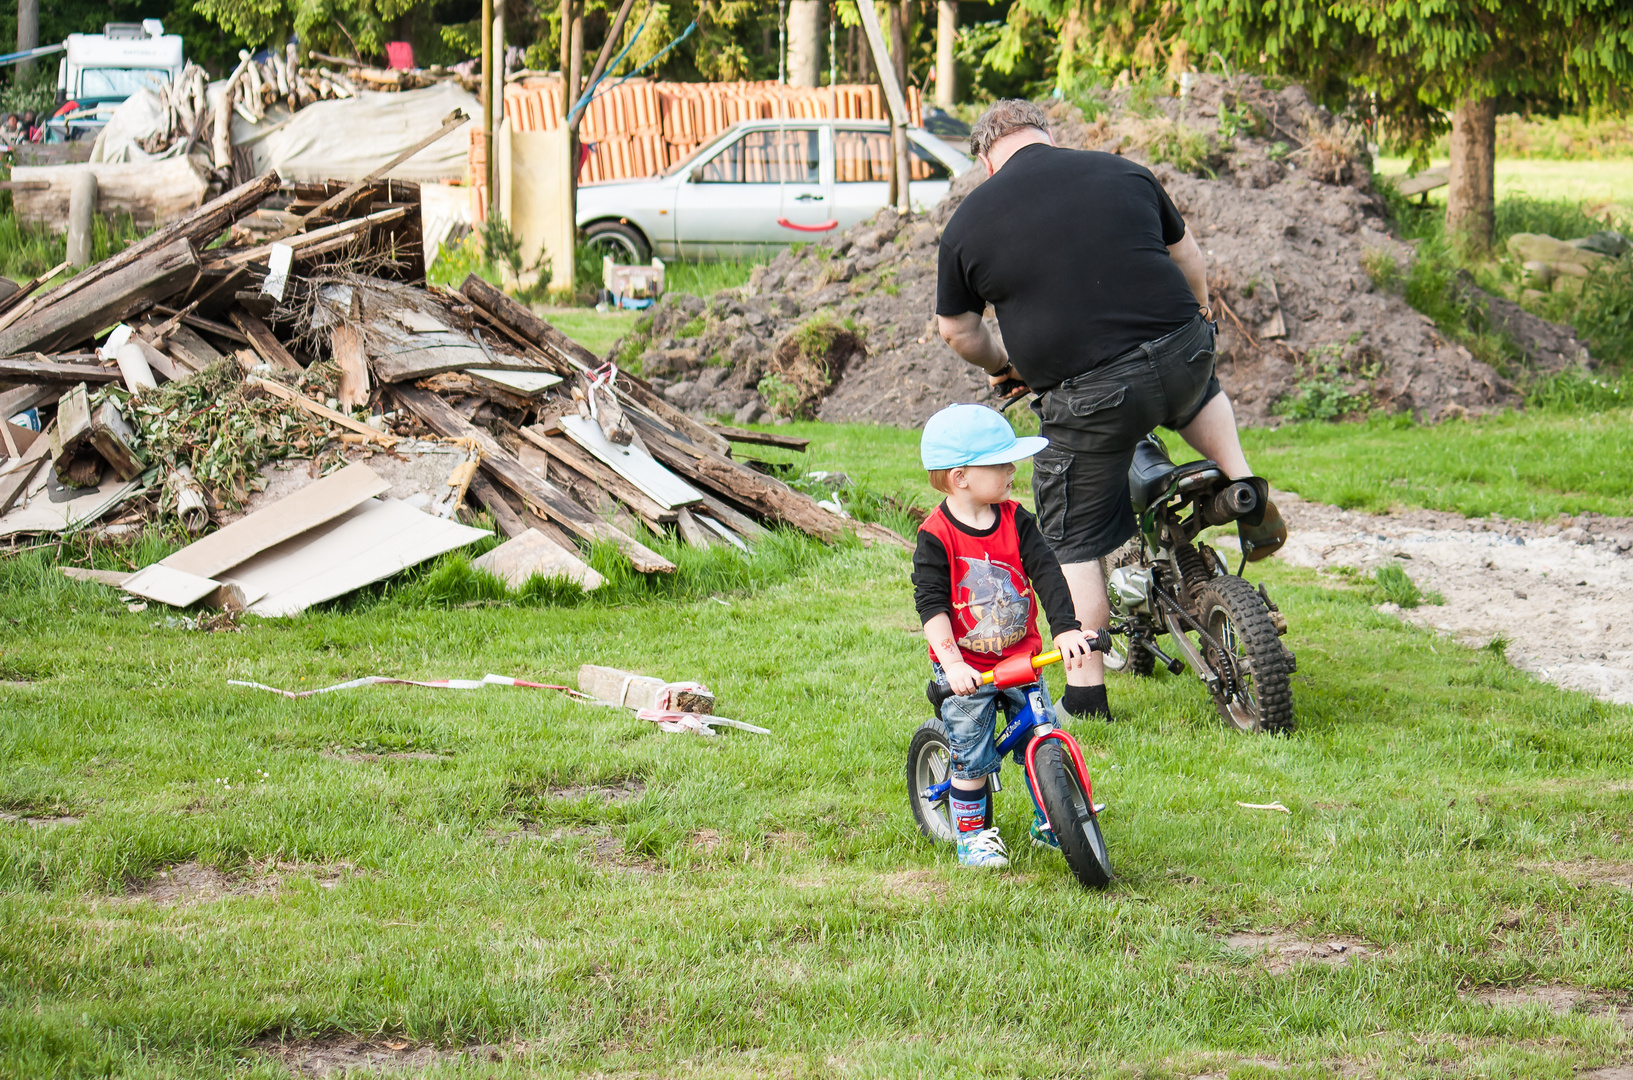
223 497 489 617
558 414 704 510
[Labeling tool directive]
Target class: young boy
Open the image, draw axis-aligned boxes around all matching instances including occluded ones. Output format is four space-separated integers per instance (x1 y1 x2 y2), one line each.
912 404 1093 869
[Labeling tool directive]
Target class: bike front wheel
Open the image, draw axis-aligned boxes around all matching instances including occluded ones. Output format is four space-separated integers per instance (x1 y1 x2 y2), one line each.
1193 575 1294 734
1032 741 1112 889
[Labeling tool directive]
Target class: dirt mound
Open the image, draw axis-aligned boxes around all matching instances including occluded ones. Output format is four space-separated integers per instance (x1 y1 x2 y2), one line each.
624 76 1594 429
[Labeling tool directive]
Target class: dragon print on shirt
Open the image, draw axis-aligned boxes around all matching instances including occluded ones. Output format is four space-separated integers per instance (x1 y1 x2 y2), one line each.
953 555 1033 655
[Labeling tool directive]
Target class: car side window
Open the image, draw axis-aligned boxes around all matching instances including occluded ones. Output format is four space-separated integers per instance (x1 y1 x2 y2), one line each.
834 129 951 182
697 128 819 183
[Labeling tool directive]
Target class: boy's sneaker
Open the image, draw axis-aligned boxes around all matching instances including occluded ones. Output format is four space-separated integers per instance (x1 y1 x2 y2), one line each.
955 827 1010 869
1029 817 1060 851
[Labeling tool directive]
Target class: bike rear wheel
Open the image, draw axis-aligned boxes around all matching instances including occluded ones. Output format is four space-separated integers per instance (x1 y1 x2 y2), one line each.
1193 575 1294 734
907 719 991 843
1032 741 1112 889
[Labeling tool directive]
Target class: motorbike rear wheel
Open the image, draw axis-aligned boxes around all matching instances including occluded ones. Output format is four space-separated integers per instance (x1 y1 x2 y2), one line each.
1032 741 1112 888
1193 575 1294 733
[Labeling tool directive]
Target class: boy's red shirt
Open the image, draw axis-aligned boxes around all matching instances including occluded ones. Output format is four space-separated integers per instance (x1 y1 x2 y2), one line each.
917 500 1042 673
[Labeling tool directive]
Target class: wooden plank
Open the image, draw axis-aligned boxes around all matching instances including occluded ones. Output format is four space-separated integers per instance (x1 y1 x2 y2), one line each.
332 324 370 408
0 437 50 514
674 507 721 549
461 274 730 457
466 368 562 396
0 238 202 356
166 325 224 370
697 512 749 552
229 497 490 617
126 334 185 382
513 442 652 536
370 343 503 383
60 566 133 587
0 384 58 419
0 356 119 383
1395 167 1449 197
213 206 409 267
558 413 705 510
514 424 680 524
32 172 278 311
230 308 302 371
705 422 811 451
472 528 604 591
392 385 676 574
467 471 528 538
694 490 769 541
158 460 390 580
516 504 582 554
152 307 251 344
246 376 399 446
632 412 845 540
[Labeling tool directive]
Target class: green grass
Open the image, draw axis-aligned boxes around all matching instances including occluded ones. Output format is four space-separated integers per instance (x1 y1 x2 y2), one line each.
662 256 765 298
1375 156 1633 207
0 211 149 283
4 416 1633 1077
531 306 639 356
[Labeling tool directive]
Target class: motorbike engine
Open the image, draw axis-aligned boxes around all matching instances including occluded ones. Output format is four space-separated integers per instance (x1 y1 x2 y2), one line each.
1107 565 1154 615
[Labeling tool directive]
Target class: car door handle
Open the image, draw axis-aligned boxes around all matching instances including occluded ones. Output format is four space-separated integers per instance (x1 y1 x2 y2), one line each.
794 194 824 202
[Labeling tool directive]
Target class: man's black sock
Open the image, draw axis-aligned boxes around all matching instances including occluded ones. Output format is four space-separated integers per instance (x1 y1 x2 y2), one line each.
1062 684 1113 722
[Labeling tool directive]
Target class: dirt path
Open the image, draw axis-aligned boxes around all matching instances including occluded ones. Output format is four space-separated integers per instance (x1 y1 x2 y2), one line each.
1225 494 1633 704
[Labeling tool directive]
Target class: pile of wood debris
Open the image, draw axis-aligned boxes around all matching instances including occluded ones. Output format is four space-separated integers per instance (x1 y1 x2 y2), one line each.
0 169 902 615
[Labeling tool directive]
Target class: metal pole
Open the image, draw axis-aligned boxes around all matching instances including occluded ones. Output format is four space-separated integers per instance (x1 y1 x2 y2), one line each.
829 3 837 87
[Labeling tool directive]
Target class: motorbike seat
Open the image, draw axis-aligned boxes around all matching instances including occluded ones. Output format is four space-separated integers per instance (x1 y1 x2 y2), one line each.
1128 434 1223 513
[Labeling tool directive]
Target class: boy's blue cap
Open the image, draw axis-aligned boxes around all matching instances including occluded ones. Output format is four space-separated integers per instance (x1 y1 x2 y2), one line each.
921 403 1049 470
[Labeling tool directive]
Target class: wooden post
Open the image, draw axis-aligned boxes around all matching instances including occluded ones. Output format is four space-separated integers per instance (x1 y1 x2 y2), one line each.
65 171 97 268
855 0 911 214
480 0 492 219
788 0 821 88
935 0 957 108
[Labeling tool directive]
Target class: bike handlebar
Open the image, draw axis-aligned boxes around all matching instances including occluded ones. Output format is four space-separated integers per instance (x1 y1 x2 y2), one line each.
925 630 1113 710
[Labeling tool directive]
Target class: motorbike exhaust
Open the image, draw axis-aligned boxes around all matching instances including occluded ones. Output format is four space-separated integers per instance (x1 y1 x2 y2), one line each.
1202 481 1260 526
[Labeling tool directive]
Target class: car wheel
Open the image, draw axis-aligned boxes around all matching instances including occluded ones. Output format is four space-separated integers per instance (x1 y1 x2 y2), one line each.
583 220 650 265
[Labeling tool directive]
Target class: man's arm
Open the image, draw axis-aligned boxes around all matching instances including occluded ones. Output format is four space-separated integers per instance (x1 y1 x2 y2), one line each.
936 311 1012 378
1167 225 1210 314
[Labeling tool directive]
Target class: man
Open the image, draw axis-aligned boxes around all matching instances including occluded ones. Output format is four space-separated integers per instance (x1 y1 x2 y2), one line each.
935 99 1286 723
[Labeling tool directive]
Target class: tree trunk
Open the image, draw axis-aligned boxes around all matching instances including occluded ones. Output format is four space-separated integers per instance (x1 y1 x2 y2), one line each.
17 0 38 80
787 0 821 88
935 0 956 107
1446 95 1497 252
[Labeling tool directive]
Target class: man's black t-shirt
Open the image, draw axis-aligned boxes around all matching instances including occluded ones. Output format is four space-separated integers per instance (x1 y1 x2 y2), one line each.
937 143 1198 393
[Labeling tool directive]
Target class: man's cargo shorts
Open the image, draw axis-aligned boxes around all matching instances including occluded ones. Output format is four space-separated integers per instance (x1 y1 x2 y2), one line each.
1029 313 1221 564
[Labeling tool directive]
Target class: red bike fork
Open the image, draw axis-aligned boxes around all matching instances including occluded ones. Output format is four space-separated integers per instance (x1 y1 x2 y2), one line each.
1023 728 1096 834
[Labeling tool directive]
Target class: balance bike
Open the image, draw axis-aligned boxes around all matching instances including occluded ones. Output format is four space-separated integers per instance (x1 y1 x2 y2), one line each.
907 633 1114 888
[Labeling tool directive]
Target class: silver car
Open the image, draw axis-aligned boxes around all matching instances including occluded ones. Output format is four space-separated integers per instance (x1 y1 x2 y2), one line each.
576 118 973 262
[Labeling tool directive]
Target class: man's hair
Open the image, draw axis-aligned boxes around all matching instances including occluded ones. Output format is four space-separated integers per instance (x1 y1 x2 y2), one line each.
969 99 1051 158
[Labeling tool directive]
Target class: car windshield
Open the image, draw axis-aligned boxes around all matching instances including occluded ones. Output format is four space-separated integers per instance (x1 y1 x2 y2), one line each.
77 68 169 98
684 128 820 183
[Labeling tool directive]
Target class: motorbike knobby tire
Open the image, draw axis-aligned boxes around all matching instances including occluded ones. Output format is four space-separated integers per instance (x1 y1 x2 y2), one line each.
1193 575 1294 734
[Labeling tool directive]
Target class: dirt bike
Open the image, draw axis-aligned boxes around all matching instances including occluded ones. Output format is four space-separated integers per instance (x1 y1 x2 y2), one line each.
909 636 1115 889
1102 433 1296 733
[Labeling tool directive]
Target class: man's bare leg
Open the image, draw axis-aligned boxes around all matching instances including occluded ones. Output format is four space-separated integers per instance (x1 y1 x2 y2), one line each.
1060 559 1110 688
1176 392 1251 479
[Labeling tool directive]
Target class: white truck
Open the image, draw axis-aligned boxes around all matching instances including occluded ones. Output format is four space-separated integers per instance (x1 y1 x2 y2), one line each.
51 20 184 140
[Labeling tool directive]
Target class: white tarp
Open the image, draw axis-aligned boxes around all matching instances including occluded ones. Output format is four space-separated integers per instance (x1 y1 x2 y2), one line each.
89 88 186 163
254 82 478 183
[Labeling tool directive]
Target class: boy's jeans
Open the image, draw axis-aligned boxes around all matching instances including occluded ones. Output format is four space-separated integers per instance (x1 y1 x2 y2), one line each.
931 662 1056 782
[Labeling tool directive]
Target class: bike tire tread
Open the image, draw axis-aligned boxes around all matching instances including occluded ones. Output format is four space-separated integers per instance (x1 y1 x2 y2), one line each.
1195 575 1295 734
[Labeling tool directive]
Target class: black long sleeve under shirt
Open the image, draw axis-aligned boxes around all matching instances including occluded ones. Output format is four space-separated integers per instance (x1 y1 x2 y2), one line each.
912 501 1080 638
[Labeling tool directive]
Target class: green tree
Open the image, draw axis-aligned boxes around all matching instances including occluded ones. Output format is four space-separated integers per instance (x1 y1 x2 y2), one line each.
1186 0 1633 251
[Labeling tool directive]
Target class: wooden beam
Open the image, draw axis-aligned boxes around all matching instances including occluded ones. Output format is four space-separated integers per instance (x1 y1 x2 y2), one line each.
229 308 301 371
704 422 810 451
33 172 278 310
0 355 119 383
393 384 675 574
467 471 528 538
245 375 399 446
0 239 201 356
514 422 680 524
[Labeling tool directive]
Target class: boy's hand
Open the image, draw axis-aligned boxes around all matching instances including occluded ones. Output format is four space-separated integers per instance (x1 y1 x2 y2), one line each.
944 662 983 696
1054 629 1093 672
